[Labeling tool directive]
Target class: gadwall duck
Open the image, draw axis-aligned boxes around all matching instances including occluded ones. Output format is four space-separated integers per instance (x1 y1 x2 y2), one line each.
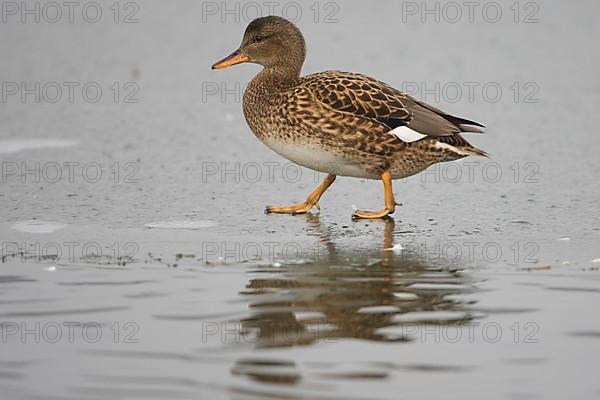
212 16 487 220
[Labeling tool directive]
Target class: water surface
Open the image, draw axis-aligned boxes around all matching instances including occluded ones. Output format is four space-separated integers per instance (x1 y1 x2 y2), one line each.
1 1 600 399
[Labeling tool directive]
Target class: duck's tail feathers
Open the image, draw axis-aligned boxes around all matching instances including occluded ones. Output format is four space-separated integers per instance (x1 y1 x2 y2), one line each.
434 136 490 158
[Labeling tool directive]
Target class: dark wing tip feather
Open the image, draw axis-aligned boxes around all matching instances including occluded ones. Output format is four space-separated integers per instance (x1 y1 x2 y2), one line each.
443 115 485 131
459 124 485 133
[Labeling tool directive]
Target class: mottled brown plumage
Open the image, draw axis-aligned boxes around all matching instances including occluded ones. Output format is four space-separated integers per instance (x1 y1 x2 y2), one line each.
212 16 487 219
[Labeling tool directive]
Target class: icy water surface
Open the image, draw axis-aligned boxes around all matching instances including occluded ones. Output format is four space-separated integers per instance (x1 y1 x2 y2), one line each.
2 0 600 399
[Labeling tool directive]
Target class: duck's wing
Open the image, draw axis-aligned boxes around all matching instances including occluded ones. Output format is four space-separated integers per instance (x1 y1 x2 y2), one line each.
300 71 484 142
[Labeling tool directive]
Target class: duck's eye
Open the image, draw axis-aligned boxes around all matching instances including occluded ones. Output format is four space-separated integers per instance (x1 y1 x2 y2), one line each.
253 35 265 43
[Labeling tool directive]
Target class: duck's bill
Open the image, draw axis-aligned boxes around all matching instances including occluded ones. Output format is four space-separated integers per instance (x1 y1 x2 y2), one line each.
211 49 250 69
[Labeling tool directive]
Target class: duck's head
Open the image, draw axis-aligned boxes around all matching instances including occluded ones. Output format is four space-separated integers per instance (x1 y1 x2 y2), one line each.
211 16 306 73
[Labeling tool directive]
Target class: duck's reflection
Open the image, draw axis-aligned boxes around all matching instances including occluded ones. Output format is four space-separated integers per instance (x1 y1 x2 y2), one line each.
239 215 477 348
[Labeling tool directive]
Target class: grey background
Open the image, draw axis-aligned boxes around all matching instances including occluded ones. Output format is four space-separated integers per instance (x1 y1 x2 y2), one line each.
1 1 599 399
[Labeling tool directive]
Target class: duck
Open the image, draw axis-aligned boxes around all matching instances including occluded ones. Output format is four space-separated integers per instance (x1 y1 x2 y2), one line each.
211 16 487 220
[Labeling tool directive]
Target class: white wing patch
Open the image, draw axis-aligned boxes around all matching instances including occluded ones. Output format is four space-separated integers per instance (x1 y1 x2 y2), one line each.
391 126 427 143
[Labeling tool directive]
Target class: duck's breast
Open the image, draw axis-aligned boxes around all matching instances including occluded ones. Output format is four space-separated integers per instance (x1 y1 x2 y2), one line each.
259 135 377 179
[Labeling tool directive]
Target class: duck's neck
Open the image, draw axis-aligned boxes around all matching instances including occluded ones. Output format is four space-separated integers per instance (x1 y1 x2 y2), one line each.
251 64 302 91
242 61 303 137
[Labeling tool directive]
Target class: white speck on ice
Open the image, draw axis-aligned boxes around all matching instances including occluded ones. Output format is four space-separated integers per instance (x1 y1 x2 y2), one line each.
144 220 217 230
591 258 600 263
0 139 77 154
11 220 68 234
557 237 570 241
43 266 57 271
272 262 282 267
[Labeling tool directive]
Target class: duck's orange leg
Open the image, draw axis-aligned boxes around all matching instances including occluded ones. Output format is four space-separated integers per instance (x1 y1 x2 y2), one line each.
352 171 396 220
265 174 336 215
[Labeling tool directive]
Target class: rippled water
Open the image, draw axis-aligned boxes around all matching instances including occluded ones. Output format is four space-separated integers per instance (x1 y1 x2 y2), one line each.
2 0 600 399
2 215 600 399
